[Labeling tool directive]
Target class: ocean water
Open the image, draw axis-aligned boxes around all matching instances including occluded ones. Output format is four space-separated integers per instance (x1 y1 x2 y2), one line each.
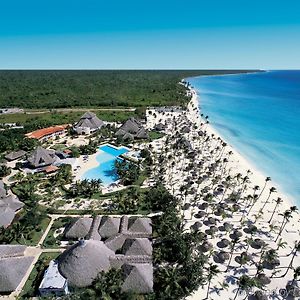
82 144 128 185
187 71 300 204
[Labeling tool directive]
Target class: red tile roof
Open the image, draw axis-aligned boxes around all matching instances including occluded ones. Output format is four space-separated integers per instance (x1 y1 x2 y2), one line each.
44 165 59 173
25 125 69 140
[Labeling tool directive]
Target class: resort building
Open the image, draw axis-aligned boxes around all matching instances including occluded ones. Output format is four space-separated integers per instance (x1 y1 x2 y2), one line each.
25 125 69 142
40 216 153 294
38 260 69 297
0 181 24 228
27 147 57 169
116 118 149 140
4 150 26 162
74 112 104 135
0 245 35 293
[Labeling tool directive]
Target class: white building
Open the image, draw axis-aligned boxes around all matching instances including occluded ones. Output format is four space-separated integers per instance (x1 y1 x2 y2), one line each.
39 260 69 297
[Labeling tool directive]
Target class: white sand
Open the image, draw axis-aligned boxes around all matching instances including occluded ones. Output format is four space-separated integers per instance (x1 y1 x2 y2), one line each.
146 88 300 300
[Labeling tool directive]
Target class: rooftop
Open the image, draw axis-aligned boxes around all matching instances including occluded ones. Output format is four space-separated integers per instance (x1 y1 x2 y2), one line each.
25 125 69 140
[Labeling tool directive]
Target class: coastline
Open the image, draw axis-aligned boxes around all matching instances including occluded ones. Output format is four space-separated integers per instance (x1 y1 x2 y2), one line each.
188 87 296 208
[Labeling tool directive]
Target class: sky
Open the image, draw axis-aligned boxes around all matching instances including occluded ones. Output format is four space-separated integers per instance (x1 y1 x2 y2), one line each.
0 0 300 69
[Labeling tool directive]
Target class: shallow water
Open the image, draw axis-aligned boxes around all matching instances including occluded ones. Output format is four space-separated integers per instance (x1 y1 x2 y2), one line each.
187 70 300 204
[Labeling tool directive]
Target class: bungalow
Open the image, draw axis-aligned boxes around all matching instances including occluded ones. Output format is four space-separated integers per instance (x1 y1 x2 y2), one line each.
116 118 149 140
42 215 153 295
5 150 26 162
74 112 104 135
0 245 34 293
25 125 69 142
0 182 24 228
27 147 57 169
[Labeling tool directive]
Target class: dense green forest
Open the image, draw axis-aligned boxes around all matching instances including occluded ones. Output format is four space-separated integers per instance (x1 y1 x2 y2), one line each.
0 70 255 109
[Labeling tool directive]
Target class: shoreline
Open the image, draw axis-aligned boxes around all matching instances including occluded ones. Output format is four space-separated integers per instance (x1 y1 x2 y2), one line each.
188 87 296 209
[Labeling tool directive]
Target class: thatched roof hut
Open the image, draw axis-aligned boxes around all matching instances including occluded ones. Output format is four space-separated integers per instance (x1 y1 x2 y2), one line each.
75 112 104 131
99 216 121 238
0 245 34 293
127 217 152 234
121 263 153 294
64 217 93 239
28 147 57 168
121 238 152 256
0 195 24 228
58 240 115 287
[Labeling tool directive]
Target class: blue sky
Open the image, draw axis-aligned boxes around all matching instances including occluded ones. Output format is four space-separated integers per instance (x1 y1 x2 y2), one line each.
0 0 300 69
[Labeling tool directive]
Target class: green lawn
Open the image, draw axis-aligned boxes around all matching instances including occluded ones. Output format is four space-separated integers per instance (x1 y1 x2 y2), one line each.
11 216 51 246
148 131 165 140
42 217 74 248
19 252 61 299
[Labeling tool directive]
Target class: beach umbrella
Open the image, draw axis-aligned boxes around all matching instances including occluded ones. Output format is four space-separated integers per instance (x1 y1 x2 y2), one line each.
197 202 208 210
244 224 258 234
217 238 230 249
256 273 271 286
199 241 213 253
235 251 252 265
182 203 191 210
214 208 224 216
230 229 243 240
194 210 206 219
214 251 230 263
207 217 218 225
206 226 218 236
220 222 233 232
253 291 268 300
286 281 300 298
250 238 266 250
190 221 202 231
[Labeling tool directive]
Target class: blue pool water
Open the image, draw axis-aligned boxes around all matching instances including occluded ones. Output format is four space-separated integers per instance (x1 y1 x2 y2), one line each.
187 71 300 204
82 144 129 185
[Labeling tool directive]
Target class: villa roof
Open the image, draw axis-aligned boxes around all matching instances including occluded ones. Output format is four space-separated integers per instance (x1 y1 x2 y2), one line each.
0 180 6 198
127 217 152 235
121 238 152 256
25 125 69 140
64 217 93 239
0 195 24 228
4 150 26 161
121 263 153 294
75 112 104 130
0 245 26 259
0 256 35 292
99 216 121 238
44 165 59 173
104 234 127 252
27 147 57 168
58 240 115 287
116 118 148 139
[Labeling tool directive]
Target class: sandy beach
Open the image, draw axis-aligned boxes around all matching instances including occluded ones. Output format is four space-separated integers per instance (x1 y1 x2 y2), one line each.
146 87 300 299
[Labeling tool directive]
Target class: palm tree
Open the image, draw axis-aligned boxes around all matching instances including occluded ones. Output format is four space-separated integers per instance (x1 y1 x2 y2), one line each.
280 242 300 278
276 238 288 251
291 266 300 286
275 209 293 242
205 263 220 299
268 197 283 223
257 177 271 200
226 237 240 272
234 275 257 300
261 186 276 211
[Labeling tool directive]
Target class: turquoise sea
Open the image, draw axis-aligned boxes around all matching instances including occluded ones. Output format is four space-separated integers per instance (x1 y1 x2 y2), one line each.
187 71 300 204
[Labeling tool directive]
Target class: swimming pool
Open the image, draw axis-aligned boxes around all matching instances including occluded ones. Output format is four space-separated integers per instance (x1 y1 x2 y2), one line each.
81 144 129 185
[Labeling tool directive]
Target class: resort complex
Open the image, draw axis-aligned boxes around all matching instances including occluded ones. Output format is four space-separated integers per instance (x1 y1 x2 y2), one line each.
0 80 299 300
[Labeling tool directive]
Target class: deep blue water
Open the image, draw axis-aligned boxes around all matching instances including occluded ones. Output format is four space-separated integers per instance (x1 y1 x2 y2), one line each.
82 144 128 185
187 71 300 203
